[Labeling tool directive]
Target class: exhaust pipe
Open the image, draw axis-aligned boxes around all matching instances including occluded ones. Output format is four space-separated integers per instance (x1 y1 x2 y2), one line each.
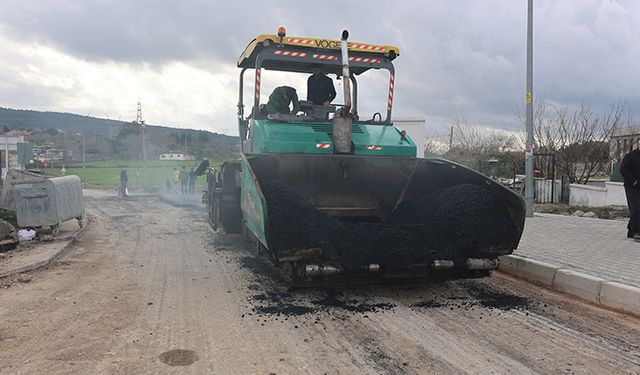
304 263 380 276
332 29 352 154
305 264 341 276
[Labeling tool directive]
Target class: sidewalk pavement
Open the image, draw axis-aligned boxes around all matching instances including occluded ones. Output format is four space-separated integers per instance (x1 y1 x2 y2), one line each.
0 219 84 279
515 213 638 288
500 213 640 316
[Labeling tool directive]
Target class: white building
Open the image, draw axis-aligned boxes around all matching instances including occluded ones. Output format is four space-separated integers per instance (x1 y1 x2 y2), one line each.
392 118 427 157
0 133 27 179
159 152 195 161
610 124 640 164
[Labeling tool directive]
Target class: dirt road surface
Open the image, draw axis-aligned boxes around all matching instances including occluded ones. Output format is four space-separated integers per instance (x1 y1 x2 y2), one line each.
0 197 639 374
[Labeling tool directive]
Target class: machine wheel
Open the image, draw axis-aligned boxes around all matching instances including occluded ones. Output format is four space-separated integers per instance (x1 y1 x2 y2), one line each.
209 191 220 231
51 225 60 237
206 162 242 234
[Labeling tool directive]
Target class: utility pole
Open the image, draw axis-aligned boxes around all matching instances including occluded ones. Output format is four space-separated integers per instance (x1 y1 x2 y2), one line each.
136 101 147 190
82 132 86 169
525 0 535 217
449 125 454 151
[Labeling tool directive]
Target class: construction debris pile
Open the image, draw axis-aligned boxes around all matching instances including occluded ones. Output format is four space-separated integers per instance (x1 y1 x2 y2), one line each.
263 182 520 270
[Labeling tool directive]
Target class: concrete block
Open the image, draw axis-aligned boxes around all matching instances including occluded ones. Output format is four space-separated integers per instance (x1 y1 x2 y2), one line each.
498 255 560 287
553 269 605 304
600 281 640 316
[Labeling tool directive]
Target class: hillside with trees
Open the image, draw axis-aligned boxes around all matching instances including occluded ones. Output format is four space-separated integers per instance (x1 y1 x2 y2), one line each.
0 107 239 162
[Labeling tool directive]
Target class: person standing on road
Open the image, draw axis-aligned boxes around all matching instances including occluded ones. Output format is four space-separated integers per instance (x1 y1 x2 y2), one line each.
119 168 129 198
620 144 640 240
307 63 336 106
171 168 180 193
180 166 188 195
188 168 196 194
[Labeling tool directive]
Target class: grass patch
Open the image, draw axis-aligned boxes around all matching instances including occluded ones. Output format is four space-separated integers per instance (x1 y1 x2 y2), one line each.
43 159 222 191
0 209 16 226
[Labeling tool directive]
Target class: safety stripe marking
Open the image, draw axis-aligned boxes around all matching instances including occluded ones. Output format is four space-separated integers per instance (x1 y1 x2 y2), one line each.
388 73 395 110
255 69 261 102
349 57 380 63
312 54 338 60
274 50 308 57
351 44 385 52
286 38 315 45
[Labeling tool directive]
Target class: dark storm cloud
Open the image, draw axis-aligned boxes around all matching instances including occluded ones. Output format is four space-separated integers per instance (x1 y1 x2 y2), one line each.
0 0 639 132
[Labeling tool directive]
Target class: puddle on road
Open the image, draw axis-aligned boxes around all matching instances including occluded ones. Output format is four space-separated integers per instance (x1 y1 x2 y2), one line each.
159 349 199 366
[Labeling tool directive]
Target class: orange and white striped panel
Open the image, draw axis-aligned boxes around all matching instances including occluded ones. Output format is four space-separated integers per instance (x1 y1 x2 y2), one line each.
349 57 381 64
255 69 261 103
350 44 386 52
387 73 395 111
366 145 383 151
274 50 308 57
286 38 315 45
316 143 331 149
312 54 338 61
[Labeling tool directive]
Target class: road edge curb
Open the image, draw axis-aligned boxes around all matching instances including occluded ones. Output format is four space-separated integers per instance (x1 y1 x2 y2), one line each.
0 216 89 280
498 254 640 317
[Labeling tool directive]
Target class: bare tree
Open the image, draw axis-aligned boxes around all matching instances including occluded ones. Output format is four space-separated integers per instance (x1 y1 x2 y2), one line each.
423 134 447 157
528 100 631 183
444 113 521 172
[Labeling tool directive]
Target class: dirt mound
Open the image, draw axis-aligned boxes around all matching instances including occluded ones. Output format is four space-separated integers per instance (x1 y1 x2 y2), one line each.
262 182 520 270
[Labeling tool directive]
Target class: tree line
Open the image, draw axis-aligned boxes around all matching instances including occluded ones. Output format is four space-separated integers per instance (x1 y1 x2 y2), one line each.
426 100 634 184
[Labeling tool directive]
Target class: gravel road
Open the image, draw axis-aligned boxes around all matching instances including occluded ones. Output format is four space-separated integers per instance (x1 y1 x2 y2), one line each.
0 197 638 374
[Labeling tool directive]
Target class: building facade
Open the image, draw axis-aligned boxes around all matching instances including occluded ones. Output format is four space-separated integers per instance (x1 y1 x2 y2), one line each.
0 133 27 179
610 125 640 163
159 153 195 161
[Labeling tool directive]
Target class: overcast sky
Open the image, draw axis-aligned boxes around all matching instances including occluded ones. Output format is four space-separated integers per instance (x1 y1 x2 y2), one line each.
0 0 638 136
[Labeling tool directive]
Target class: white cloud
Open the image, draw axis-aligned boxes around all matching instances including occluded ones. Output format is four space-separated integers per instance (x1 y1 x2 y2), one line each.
0 0 639 136
0 32 238 131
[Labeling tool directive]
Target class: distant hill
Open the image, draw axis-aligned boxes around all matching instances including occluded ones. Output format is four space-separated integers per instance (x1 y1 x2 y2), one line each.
0 107 237 144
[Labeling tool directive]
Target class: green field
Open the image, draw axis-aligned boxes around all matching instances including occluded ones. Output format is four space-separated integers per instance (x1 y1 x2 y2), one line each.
44 159 220 191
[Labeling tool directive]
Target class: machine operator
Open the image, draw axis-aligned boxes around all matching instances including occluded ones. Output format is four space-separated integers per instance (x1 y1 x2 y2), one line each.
307 63 336 106
266 86 300 115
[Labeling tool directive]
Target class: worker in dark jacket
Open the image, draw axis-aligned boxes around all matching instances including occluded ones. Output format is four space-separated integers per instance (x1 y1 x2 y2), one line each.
620 145 640 239
266 86 300 115
307 63 336 106
119 168 128 198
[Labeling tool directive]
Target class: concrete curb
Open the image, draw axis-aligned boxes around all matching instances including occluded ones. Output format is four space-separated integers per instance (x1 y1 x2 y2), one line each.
0 217 89 279
498 254 640 317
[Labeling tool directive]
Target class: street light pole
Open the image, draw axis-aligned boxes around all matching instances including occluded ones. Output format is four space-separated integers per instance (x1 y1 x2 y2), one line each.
525 0 534 217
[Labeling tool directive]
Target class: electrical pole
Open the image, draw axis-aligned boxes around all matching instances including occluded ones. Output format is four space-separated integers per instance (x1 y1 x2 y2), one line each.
449 125 454 151
525 0 534 217
137 101 147 190
82 132 86 169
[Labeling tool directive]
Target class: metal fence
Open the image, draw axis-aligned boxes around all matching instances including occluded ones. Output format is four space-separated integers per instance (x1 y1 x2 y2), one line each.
533 178 560 203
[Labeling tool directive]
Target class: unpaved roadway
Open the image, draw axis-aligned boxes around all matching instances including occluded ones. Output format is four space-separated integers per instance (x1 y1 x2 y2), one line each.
0 197 639 374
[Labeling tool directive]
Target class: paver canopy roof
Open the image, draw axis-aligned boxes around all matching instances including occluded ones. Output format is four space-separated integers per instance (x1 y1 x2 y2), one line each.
237 34 399 75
